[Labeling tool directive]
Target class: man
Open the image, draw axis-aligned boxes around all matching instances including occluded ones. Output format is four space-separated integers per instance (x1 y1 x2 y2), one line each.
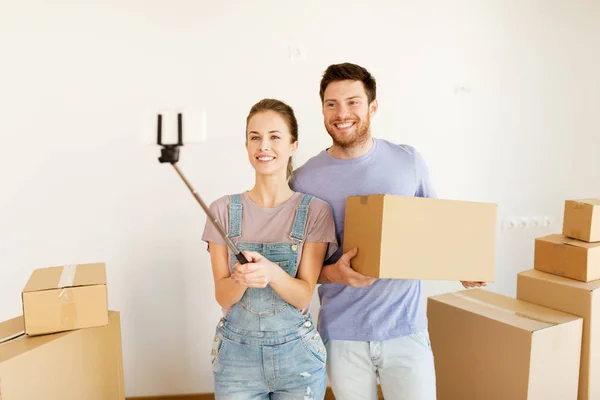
291 63 484 400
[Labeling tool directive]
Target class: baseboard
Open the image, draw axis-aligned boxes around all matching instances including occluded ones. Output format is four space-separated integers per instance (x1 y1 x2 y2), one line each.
127 395 212 400
126 389 334 399
126 385 383 399
125 388 333 399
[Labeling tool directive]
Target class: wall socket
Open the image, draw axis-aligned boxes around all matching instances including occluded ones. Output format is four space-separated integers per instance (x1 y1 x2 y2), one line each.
288 45 307 62
502 215 555 231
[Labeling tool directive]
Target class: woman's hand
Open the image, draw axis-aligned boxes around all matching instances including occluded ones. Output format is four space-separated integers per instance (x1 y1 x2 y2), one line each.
231 251 285 288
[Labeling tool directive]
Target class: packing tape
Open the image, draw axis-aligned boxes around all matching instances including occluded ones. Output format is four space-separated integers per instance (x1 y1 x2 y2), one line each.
57 264 77 288
452 292 559 326
551 237 596 248
360 196 368 205
552 239 576 249
60 302 77 328
58 288 71 301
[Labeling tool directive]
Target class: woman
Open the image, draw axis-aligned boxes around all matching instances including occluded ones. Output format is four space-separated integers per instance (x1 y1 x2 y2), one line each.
202 98 338 399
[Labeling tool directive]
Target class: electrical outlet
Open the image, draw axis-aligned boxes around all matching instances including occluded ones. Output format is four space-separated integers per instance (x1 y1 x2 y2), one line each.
503 215 555 231
288 45 307 62
502 218 517 231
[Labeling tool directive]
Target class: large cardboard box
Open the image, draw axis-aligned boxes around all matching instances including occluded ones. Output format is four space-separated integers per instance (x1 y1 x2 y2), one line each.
22 262 108 335
517 269 600 400
0 310 125 399
343 194 497 281
563 199 600 242
428 288 583 400
534 234 600 282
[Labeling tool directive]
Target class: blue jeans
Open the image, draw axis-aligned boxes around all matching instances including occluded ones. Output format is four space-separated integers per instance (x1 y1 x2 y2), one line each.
325 331 437 400
211 319 327 399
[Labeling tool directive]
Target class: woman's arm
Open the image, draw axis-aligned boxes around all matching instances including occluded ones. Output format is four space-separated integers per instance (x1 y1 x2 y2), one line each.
209 241 247 309
234 242 328 310
272 242 328 309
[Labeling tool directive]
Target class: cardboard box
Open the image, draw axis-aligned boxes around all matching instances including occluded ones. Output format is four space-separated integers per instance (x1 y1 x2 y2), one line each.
517 269 600 400
427 289 583 400
563 199 600 242
0 310 125 400
534 234 600 282
343 194 497 281
22 262 108 335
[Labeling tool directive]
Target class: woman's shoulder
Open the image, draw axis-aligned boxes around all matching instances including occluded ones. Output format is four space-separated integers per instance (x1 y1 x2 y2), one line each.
294 191 326 204
210 192 249 207
294 191 337 248
209 194 230 209
208 193 249 215
295 192 333 216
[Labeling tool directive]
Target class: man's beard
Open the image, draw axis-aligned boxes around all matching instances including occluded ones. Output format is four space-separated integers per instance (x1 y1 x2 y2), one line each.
326 116 371 149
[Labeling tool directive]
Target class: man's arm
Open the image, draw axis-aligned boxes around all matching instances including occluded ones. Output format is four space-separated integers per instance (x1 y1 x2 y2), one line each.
317 248 376 288
292 174 375 288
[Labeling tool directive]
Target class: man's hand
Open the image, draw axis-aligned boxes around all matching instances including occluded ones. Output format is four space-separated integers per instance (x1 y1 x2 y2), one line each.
461 281 487 289
232 251 284 288
326 248 377 288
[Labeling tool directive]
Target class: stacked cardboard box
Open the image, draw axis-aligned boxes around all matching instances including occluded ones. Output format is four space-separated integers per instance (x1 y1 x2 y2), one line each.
21 262 109 335
428 288 583 399
516 198 600 400
427 198 600 400
0 262 125 399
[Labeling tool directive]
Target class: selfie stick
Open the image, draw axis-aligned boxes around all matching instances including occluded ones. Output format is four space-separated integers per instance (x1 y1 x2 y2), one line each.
157 113 249 265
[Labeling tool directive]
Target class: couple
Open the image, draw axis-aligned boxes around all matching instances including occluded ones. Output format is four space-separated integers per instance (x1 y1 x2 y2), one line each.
202 62 484 400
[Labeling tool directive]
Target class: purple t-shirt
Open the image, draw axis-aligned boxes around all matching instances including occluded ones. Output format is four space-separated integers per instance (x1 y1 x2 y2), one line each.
201 191 339 317
291 138 437 341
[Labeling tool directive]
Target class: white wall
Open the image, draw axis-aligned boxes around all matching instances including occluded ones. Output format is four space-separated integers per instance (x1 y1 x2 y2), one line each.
1 0 599 396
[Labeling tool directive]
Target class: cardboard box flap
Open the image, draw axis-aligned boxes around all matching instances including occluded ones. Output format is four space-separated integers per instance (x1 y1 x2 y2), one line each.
431 289 580 332
2 329 66 363
1 312 119 364
540 234 600 249
0 316 65 364
569 198 600 207
0 316 25 345
519 269 600 291
23 262 106 293
0 311 125 400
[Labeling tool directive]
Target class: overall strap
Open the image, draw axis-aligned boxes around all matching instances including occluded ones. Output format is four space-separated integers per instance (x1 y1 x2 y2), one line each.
290 194 314 241
228 193 243 239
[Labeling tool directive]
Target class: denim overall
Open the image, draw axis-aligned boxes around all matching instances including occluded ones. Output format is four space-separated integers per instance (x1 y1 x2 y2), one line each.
211 193 327 400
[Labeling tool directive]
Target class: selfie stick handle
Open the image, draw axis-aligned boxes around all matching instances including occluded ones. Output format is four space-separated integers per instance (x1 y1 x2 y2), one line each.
157 113 249 265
